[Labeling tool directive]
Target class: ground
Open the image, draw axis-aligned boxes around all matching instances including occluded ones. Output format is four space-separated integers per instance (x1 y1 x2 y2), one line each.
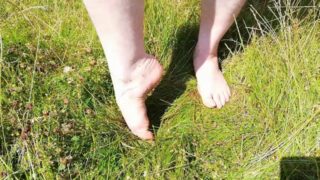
0 0 319 179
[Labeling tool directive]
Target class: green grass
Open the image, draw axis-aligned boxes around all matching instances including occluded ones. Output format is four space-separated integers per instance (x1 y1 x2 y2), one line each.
0 0 319 179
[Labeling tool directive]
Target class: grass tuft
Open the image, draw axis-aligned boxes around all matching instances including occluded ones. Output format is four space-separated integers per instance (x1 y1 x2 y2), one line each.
0 0 319 178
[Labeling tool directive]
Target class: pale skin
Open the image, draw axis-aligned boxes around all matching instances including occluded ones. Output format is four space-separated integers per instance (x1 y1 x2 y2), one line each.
84 0 246 140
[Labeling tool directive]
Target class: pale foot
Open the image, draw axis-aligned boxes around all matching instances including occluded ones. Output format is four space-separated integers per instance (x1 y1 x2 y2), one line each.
113 55 163 140
194 55 231 109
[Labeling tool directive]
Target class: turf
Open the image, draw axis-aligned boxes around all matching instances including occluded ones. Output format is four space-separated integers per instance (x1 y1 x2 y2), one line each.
0 0 319 179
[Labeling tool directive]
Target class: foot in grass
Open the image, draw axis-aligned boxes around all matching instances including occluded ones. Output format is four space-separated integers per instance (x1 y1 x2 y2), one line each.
113 55 163 140
194 54 231 109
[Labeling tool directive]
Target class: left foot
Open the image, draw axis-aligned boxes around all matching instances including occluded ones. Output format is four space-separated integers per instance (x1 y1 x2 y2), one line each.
113 55 163 140
194 55 231 109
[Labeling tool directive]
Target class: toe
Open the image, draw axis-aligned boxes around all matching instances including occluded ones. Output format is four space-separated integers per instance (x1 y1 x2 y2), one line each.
223 91 230 102
213 95 222 109
227 87 231 96
201 95 216 108
132 129 154 140
219 94 226 107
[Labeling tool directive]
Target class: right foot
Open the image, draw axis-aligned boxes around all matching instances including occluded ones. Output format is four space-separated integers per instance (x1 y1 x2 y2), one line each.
113 55 163 140
193 51 231 109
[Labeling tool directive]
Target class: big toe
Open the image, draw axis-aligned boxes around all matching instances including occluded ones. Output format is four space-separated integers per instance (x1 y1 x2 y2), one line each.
117 98 154 140
131 129 154 140
125 114 154 140
200 93 216 108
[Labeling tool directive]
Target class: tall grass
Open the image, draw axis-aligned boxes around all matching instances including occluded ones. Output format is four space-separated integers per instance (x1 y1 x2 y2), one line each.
0 0 319 179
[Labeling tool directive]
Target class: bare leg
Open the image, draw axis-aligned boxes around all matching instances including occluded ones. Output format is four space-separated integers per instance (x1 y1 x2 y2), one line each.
194 0 246 109
84 0 163 140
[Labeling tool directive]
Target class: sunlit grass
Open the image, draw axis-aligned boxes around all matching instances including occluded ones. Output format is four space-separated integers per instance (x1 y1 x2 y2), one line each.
0 0 319 179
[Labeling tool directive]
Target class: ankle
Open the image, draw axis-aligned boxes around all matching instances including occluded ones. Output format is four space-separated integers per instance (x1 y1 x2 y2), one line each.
108 54 150 82
194 47 218 66
194 44 218 60
110 55 162 98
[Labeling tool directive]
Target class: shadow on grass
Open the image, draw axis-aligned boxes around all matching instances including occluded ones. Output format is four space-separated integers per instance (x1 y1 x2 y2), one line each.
146 0 315 132
145 1 271 132
146 1 272 132
146 22 199 131
280 157 320 180
219 0 315 59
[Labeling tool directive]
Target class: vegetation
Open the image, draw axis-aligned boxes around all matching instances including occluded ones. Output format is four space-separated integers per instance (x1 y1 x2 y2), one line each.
0 0 319 179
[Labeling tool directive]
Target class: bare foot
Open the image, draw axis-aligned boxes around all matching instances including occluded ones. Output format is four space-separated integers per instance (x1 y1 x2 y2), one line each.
194 55 231 109
112 55 163 140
